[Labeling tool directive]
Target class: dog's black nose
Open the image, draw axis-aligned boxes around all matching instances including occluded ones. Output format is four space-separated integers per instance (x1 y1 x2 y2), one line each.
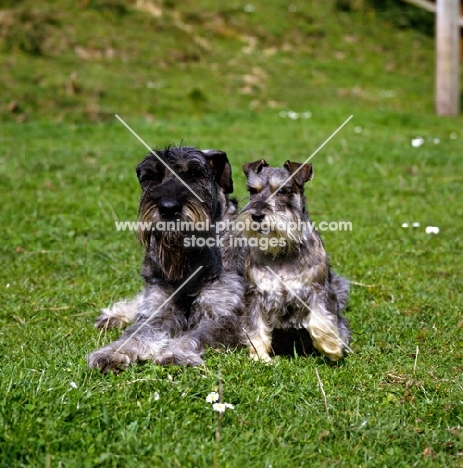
159 199 182 218
251 213 265 223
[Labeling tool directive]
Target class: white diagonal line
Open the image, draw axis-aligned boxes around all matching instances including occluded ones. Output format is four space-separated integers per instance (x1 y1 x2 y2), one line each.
115 114 204 203
265 266 353 353
266 115 353 202
114 266 203 353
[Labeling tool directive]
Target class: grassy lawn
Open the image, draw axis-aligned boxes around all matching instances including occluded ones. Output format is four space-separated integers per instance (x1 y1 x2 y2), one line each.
1 0 463 467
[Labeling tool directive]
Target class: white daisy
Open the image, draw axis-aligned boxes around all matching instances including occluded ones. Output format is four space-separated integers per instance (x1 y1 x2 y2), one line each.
206 392 219 403
212 403 227 413
411 137 424 148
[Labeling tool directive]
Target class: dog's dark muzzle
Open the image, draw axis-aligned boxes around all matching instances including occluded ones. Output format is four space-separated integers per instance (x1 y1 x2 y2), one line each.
159 198 182 219
250 198 268 223
251 213 265 223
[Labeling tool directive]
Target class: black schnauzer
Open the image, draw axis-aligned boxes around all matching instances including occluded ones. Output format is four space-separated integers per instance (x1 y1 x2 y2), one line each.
88 146 244 373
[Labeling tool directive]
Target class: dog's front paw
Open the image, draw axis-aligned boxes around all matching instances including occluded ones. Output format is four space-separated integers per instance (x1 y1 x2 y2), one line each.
249 349 272 363
248 337 272 363
88 348 132 374
320 349 344 361
312 341 344 362
156 351 204 367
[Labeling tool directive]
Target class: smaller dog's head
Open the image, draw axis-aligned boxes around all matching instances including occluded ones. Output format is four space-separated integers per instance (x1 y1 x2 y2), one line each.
237 159 313 256
136 146 233 248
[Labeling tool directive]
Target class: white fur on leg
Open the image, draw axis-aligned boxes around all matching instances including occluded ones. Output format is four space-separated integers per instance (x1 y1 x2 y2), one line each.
305 300 345 361
95 296 140 329
247 317 273 363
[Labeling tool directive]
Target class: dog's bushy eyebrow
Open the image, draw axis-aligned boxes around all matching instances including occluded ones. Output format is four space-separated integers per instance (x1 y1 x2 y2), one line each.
136 157 165 184
246 171 263 189
269 174 293 191
186 160 204 171
170 159 206 176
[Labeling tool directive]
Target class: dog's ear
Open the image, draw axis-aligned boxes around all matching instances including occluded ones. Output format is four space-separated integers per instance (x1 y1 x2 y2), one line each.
283 161 313 187
242 159 269 177
202 149 234 194
136 151 165 186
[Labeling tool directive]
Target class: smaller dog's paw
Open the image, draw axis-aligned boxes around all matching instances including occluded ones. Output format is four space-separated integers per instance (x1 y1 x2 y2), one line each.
156 351 204 367
250 351 272 363
88 349 131 374
317 346 344 362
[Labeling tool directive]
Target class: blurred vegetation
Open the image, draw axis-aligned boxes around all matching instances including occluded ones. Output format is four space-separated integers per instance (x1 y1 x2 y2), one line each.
0 0 444 124
366 0 434 35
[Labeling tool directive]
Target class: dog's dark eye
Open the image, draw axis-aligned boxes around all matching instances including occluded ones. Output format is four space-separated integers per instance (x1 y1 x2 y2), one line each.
276 188 288 195
138 169 162 185
186 166 201 178
248 187 258 195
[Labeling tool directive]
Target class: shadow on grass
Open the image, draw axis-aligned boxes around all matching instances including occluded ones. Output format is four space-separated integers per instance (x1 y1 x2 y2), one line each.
271 328 350 367
271 328 316 358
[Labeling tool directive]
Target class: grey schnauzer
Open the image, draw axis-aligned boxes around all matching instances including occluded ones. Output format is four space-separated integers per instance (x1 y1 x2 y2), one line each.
235 158 351 362
88 146 244 373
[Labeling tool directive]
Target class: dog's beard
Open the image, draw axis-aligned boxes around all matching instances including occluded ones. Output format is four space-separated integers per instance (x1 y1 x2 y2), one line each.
138 199 211 281
237 209 303 257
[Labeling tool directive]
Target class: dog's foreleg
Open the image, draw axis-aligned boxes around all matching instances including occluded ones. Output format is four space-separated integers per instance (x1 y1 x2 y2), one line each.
154 322 215 367
245 305 273 363
156 273 244 367
304 294 346 361
87 328 169 374
89 314 175 373
89 289 185 373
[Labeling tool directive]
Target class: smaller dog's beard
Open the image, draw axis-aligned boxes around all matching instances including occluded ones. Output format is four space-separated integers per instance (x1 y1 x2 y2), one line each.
236 210 304 257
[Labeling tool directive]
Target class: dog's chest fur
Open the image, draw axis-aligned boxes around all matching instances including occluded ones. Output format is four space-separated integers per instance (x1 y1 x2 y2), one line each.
246 252 326 328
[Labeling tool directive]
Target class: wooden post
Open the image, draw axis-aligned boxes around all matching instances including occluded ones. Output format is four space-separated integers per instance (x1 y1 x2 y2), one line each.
436 0 460 115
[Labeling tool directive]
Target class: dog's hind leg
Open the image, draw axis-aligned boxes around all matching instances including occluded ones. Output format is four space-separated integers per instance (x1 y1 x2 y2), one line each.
331 274 349 313
95 295 141 329
330 274 351 347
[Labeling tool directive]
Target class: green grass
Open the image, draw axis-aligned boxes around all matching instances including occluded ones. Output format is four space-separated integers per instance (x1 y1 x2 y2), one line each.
1 0 463 466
